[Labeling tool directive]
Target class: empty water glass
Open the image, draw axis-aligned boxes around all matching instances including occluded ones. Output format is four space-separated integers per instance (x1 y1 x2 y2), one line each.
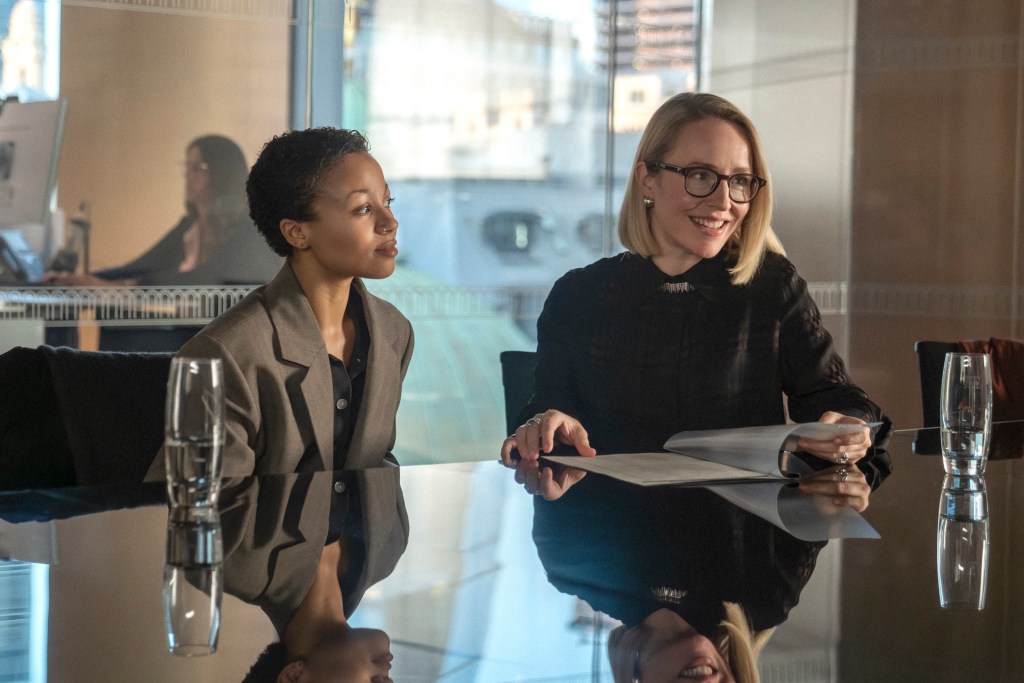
940 352 992 476
164 357 224 506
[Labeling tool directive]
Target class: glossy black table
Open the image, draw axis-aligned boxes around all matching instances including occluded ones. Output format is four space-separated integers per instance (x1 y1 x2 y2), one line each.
0 427 1020 682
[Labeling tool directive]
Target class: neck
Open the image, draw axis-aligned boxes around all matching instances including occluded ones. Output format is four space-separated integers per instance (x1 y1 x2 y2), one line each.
282 541 348 660
288 257 355 357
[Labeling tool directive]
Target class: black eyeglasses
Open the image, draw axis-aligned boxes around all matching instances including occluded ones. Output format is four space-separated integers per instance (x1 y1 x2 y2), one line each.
645 160 765 203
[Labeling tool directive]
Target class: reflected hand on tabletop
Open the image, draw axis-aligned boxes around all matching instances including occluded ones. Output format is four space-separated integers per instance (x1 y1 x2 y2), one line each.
509 456 588 501
797 464 871 512
796 412 872 467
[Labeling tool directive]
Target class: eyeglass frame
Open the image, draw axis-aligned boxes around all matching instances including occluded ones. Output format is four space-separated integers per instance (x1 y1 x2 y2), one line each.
644 160 766 203
179 161 210 174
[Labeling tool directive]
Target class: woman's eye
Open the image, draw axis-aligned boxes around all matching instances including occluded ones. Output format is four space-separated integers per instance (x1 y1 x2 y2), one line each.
355 204 372 215
385 196 395 208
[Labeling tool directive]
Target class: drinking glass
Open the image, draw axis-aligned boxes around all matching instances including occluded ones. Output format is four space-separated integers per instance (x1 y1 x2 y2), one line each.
164 357 224 506
940 352 992 476
936 475 989 610
163 507 223 656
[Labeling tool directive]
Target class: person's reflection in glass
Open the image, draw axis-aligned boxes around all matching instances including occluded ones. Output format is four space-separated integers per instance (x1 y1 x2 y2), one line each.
44 135 281 286
220 469 407 683
244 540 395 683
531 477 825 683
607 603 771 683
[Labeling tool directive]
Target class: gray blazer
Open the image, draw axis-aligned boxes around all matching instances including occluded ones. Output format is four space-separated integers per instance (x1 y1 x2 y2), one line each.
147 262 414 478
219 468 410 634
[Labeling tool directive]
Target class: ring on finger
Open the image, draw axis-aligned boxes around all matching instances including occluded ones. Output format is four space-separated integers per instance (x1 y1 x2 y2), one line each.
837 468 849 483
526 417 542 426
837 450 850 465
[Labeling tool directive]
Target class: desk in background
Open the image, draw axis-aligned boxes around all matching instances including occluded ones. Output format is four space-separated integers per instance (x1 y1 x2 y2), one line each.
0 285 253 351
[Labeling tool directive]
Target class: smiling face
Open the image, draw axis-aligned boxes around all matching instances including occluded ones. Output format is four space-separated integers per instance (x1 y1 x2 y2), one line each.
636 117 753 276
285 153 398 282
614 609 736 683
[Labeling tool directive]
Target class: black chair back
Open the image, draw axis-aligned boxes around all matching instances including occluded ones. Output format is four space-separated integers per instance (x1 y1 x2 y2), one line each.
914 340 956 454
499 350 537 435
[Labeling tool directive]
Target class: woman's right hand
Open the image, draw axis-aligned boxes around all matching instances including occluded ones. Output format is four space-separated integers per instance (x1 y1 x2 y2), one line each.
499 409 596 465
42 271 123 287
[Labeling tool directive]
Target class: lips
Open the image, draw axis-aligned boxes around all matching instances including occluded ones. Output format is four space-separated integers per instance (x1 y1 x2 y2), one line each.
680 656 718 680
690 216 727 235
376 241 399 258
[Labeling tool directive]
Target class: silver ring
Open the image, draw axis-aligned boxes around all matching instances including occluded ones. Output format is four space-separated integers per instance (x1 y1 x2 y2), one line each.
837 450 849 465
837 468 849 483
526 417 542 426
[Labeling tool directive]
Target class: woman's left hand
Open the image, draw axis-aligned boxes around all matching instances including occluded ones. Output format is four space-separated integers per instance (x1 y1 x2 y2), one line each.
796 411 872 466
797 464 871 512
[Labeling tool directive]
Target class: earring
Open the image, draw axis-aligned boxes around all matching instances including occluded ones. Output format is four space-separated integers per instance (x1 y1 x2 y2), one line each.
643 197 654 208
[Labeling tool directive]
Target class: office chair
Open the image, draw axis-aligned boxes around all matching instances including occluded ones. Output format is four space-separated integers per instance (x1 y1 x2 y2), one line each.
914 341 957 428
0 346 173 488
499 350 537 435
41 345 173 485
0 346 76 489
913 341 956 454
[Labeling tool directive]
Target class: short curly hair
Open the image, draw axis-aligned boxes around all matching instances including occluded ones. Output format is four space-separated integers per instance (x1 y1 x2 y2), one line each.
241 641 288 683
247 127 371 257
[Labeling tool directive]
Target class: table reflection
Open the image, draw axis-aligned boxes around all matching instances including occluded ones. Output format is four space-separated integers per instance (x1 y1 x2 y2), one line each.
218 467 408 680
532 475 827 680
936 475 989 611
1 424 1024 679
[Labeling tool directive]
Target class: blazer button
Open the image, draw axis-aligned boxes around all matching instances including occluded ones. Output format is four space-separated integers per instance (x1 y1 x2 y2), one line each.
336 398 348 410
334 481 346 493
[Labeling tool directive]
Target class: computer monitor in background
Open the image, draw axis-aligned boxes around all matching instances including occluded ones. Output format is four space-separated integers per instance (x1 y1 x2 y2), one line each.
0 98 67 261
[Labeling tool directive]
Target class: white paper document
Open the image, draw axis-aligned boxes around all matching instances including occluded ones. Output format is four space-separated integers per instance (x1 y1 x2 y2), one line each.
542 422 883 487
541 422 884 540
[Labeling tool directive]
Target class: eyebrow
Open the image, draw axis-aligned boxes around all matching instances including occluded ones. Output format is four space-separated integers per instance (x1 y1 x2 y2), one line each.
320 186 390 202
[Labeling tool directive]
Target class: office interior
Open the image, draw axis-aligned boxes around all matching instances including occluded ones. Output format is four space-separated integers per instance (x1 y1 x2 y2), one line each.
0 0 1021 680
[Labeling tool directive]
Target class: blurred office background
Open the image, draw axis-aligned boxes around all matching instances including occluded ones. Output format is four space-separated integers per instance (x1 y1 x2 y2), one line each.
0 0 1016 452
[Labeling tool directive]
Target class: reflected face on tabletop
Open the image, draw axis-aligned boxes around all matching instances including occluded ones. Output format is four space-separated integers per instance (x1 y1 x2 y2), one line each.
183 144 210 206
297 153 399 281
638 117 752 275
610 609 735 683
288 627 393 683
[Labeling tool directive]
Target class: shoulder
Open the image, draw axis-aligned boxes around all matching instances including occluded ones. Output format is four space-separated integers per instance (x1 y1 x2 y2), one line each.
748 252 803 290
185 286 272 355
358 282 413 346
550 252 651 301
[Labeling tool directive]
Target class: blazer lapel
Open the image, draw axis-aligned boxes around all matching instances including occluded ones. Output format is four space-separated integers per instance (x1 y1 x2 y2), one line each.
265 264 333 471
348 280 401 467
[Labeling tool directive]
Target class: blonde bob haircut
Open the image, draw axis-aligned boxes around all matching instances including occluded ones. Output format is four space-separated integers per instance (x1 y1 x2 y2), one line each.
606 602 773 683
618 92 785 286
